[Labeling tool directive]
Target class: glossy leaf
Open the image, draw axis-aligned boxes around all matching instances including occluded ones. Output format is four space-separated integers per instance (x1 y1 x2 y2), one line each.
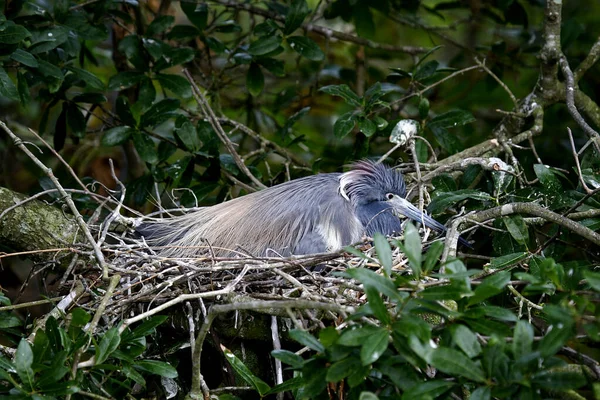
134 360 178 378
284 0 309 34
333 111 356 138
319 84 362 107
132 131 159 164
428 109 476 129
246 62 264 96
139 98 180 128
373 233 392 276
221 345 270 395
0 24 31 44
360 327 388 365
181 2 208 31
108 71 146 91
0 67 19 100
289 329 325 353
271 350 303 368
10 49 38 67
469 270 510 305
451 325 481 358
95 327 121 364
402 222 422 278
503 215 529 245
326 357 359 382
429 347 486 382
287 35 325 61
248 35 282 56
428 189 492 215
155 73 191 98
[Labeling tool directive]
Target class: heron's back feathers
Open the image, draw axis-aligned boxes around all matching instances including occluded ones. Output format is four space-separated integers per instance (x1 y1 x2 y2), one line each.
139 173 363 259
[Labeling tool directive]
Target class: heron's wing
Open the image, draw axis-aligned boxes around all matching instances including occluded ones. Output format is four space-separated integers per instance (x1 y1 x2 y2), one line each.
142 173 364 258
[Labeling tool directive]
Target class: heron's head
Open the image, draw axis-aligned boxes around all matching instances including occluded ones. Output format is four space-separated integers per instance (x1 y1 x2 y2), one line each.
339 161 448 235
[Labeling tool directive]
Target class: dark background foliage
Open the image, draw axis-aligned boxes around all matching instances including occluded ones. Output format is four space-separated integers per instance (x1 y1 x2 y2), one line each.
1 0 600 399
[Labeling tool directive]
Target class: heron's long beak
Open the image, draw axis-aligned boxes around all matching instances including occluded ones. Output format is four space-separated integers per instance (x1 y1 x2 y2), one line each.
387 195 447 234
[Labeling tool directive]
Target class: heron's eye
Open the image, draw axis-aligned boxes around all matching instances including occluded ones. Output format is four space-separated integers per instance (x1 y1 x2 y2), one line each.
386 193 394 200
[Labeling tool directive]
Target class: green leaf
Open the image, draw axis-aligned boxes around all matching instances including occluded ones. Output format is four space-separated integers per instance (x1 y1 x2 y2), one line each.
0 313 22 328
175 116 201 152
358 118 376 137
583 270 600 292
271 350 303 368
415 45 444 68
66 103 86 137
477 305 517 322
538 322 572 358
122 364 146 386
95 327 121 364
147 15 175 36
533 164 562 192
38 59 64 79
68 67 104 90
17 71 30 104
428 189 492 215
326 357 360 382
246 62 264 96
289 329 325 353
423 241 444 273
360 327 388 365
248 35 282 56
222 345 270 395
155 73 191 98
401 380 454 400
359 392 379 400
489 252 528 269
287 35 325 61
0 24 31 44
334 111 357 138
10 49 38 67
134 360 178 378
503 215 529 245
338 325 382 347
373 233 392 276
413 60 439 81
108 71 146 91
264 376 304 395
429 347 485 382
257 57 285 77
419 97 430 119
181 2 208 31
451 325 481 358
469 386 491 400
167 24 200 40
132 131 159 164
284 0 309 34
402 222 422 278
344 268 403 302
365 286 390 324
116 96 137 127
0 67 19 101
319 84 362 107
15 339 34 388
531 368 587 390
512 320 533 360
469 270 510 305
428 109 476 129
139 98 180 128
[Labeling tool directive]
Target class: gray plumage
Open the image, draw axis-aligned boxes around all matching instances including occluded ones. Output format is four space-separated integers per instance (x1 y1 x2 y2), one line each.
138 161 462 259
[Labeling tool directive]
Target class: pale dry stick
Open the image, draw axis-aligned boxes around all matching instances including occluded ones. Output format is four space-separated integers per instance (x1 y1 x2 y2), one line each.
117 266 250 334
508 284 543 311
567 127 593 194
27 127 90 194
574 35 600 82
271 316 284 400
442 202 600 262
1 121 109 278
0 296 63 312
183 69 267 190
474 57 518 109
559 57 600 142
377 142 402 164
97 160 126 248
26 281 85 341
409 139 425 211
189 300 354 399
388 64 481 110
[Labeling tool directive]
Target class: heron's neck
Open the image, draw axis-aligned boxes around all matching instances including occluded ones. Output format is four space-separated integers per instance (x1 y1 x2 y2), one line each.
355 201 402 237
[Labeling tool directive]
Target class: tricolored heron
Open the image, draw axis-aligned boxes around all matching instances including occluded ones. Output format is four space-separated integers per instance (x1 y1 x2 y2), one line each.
138 161 467 258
